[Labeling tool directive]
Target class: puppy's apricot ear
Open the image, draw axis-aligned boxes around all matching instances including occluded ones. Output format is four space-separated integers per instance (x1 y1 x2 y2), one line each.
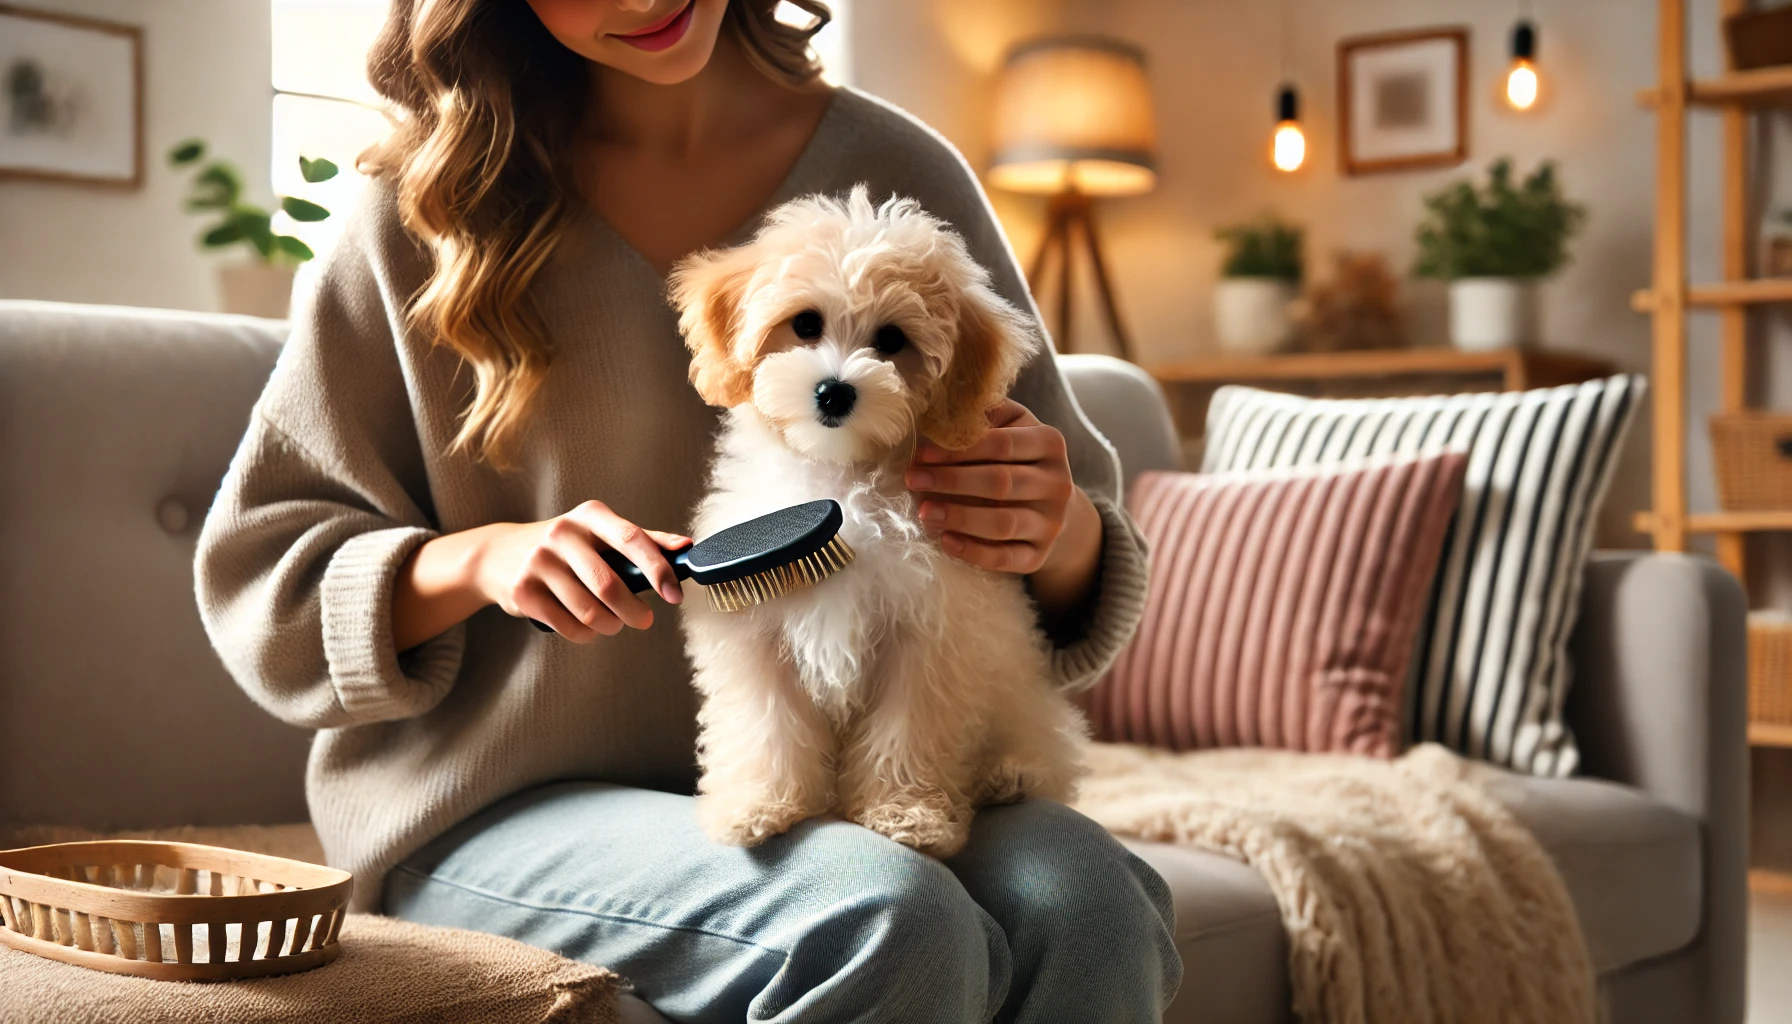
921 285 1038 450
669 249 756 408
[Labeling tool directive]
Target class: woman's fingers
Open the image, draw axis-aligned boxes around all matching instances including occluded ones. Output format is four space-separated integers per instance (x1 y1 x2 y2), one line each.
919 500 1057 545
940 532 1046 574
646 529 695 551
906 462 1071 504
916 422 1060 467
567 501 684 606
516 570 607 642
562 542 657 631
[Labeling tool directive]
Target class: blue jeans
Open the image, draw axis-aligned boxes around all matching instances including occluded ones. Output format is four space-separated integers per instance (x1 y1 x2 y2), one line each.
385 782 1180 1023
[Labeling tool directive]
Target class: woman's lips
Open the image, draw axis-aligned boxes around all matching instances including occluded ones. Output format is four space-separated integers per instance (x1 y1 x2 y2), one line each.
612 1 695 52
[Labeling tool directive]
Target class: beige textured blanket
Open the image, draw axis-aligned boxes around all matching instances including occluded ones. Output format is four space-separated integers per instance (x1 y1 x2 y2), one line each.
0 825 620 1024
1075 742 1598 1024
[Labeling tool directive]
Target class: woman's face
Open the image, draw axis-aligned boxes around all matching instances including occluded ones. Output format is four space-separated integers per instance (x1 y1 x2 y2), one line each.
526 0 731 85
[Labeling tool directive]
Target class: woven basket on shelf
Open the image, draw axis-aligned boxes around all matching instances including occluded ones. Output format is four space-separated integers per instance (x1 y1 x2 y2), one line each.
0 840 352 981
1751 615 1792 729
1710 413 1792 511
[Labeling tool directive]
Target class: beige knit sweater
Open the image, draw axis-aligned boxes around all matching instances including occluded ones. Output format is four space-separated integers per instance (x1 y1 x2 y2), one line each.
195 88 1149 912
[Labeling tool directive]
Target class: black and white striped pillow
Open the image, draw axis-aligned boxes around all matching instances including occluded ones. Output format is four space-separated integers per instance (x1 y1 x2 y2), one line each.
1202 376 1645 776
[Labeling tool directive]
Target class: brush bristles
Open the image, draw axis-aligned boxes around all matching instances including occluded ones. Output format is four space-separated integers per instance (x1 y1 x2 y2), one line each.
707 535 855 613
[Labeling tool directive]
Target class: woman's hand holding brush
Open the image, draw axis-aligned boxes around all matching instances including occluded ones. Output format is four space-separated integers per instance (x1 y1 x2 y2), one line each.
393 501 692 650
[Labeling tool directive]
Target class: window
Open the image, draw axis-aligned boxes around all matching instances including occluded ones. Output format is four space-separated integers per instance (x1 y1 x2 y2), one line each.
270 0 389 261
795 1 852 86
269 2 851 262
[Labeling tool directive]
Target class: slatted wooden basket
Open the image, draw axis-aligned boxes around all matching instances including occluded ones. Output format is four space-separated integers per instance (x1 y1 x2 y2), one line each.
1751 614 1792 729
0 840 353 981
1710 413 1792 511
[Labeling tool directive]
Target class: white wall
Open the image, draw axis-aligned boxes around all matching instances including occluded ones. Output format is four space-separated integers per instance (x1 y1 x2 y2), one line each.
0 0 272 313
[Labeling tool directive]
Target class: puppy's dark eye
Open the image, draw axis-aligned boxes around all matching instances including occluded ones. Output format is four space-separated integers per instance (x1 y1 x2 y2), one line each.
792 310 824 340
873 324 907 355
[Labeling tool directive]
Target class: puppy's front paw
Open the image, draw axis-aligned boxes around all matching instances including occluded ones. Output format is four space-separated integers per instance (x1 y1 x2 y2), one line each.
695 794 817 847
850 798 970 858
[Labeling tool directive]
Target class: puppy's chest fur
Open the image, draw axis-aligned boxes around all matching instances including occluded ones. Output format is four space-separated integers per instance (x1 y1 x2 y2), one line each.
692 412 1039 724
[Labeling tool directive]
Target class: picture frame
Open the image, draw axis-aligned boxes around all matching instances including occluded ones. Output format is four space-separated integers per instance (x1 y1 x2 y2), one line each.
0 3 144 188
1338 27 1468 177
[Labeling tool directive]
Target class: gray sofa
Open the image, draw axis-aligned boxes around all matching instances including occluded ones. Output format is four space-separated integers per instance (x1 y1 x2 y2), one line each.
0 300 1747 1023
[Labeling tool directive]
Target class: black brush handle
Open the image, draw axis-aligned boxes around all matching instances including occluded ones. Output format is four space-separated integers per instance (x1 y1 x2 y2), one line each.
529 547 693 632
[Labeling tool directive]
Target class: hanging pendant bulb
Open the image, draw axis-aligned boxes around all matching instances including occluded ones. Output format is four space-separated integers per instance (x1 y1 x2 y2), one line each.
1272 84 1305 172
1505 20 1540 111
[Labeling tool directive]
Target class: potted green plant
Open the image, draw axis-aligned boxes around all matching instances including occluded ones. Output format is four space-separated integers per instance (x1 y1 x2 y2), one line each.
169 139 337 319
1413 157 1586 351
1213 215 1303 355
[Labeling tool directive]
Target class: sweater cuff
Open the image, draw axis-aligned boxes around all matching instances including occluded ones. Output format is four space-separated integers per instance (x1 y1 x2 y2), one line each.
1049 495 1150 693
321 526 465 722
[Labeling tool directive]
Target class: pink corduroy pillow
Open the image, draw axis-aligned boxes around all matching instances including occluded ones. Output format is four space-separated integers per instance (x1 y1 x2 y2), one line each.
1083 452 1469 758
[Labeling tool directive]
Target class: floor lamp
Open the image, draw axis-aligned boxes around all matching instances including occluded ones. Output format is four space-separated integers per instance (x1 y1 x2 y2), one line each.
988 36 1159 362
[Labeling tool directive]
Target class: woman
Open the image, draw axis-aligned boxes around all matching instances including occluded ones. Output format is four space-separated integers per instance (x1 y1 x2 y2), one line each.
196 0 1180 1020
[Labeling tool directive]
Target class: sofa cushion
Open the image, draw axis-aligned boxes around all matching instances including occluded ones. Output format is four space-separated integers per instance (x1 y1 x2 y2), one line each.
1120 840 1293 1024
1202 378 1647 778
0 301 307 830
1084 454 1466 757
1483 772 1702 975
1124 772 1699 1024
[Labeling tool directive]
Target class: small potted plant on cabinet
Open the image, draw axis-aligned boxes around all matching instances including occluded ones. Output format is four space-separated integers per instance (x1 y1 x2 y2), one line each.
1213 215 1303 355
169 139 337 319
1414 157 1585 351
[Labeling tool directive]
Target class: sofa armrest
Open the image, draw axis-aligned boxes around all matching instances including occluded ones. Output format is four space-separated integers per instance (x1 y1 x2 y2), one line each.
1566 550 1746 1021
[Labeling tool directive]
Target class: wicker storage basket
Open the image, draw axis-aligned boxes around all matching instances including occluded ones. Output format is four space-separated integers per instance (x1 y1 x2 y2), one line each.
1710 413 1792 511
1751 614 1792 729
0 840 352 981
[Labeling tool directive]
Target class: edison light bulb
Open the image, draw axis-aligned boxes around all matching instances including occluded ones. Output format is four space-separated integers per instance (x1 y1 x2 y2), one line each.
1506 59 1539 110
1272 121 1306 172
1505 21 1539 111
1271 84 1304 172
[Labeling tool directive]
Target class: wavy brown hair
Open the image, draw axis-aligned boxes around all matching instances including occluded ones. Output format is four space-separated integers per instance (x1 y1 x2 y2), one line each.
362 0 831 464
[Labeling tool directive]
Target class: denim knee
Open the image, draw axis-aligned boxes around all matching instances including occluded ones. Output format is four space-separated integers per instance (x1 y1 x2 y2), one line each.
953 801 1183 1021
752 833 1011 1023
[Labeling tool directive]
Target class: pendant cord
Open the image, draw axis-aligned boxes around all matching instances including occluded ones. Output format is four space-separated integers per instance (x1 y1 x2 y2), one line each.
1278 0 1292 82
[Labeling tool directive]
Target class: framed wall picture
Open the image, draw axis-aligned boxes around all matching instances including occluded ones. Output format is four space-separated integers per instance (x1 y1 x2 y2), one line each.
0 4 144 188
1339 27 1468 176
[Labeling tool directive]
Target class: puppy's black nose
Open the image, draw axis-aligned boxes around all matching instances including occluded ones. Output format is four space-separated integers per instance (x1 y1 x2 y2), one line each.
814 378 857 421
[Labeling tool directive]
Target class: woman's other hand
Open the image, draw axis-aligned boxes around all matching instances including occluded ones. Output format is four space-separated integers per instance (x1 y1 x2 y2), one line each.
904 399 1104 623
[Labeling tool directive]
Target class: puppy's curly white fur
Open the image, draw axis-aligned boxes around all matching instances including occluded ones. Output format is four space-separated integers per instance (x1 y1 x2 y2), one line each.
669 186 1087 856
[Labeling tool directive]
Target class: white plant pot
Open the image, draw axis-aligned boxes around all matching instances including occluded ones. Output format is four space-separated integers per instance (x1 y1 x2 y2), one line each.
1449 277 1538 352
217 263 296 320
1214 278 1297 355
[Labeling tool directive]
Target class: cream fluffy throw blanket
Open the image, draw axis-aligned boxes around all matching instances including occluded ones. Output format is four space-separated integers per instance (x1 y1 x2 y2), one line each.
1074 742 1598 1024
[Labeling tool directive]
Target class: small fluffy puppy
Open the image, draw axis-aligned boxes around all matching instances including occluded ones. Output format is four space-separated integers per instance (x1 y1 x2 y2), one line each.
669 186 1086 857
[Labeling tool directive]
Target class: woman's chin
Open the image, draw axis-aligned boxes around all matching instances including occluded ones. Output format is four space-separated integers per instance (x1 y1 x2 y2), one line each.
601 43 718 85
595 0 726 85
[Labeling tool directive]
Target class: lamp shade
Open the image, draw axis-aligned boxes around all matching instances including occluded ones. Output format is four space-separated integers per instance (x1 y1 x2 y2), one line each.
988 36 1158 197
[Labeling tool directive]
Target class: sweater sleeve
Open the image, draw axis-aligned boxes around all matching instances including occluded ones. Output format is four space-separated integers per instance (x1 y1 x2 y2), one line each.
195 185 465 729
848 91 1151 693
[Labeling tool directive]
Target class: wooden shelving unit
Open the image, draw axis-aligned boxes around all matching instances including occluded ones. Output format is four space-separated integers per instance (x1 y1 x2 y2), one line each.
1633 277 1792 310
1634 510 1792 534
1149 346 1612 390
1145 347 1615 454
1640 1 1792 769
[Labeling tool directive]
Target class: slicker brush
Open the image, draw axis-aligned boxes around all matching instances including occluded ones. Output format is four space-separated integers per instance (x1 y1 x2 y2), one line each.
532 500 855 631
